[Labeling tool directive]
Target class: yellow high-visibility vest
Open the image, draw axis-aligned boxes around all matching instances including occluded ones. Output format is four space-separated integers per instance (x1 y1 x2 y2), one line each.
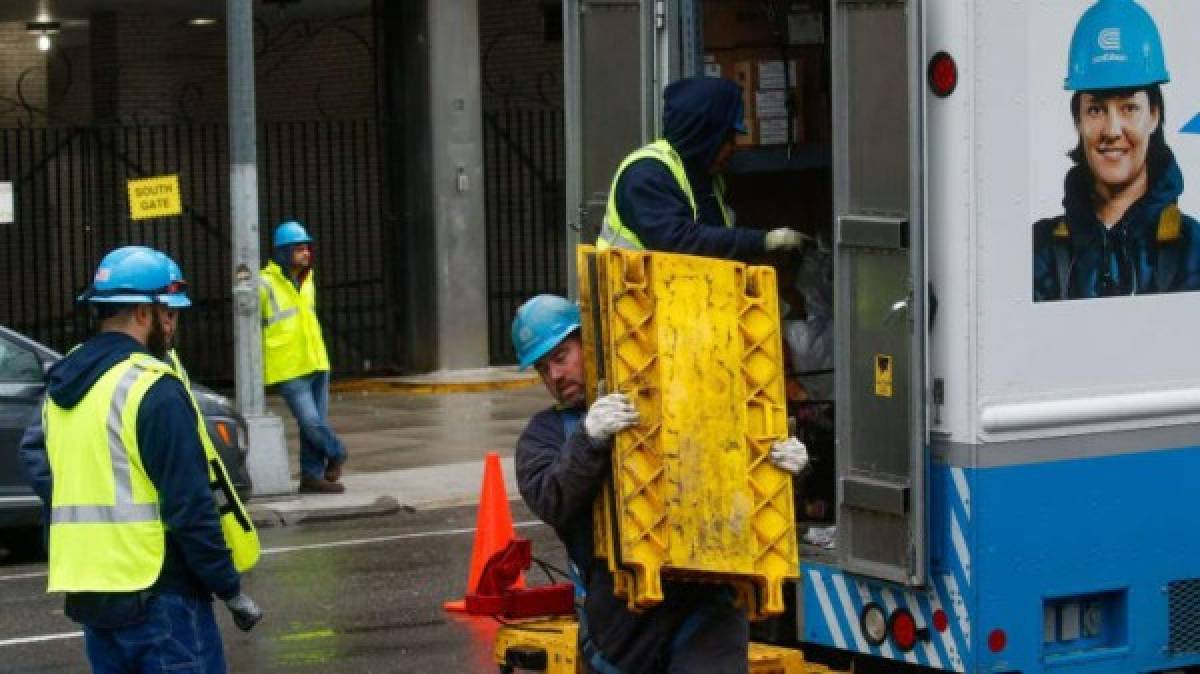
167 350 260 572
45 353 257 593
259 261 330 386
597 139 732 251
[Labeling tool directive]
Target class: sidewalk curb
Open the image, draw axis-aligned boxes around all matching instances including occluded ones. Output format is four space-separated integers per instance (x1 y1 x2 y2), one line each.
246 495 527 528
248 495 404 529
331 377 538 395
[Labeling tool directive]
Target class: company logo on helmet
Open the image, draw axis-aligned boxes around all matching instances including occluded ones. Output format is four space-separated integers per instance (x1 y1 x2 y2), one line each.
95 269 111 282
1097 27 1121 51
1092 51 1129 66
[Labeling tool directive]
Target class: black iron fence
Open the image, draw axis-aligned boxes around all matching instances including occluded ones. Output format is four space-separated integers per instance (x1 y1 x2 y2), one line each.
483 107 567 364
0 120 393 384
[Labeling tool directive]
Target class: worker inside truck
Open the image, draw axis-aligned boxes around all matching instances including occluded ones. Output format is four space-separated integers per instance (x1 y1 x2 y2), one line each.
1032 0 1200 301
510 294 809 674
595 76 810 259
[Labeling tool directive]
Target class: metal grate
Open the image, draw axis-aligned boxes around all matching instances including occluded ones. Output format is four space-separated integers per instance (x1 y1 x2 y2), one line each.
1168 579 1200 655
482 107 567 365
0 120 392 383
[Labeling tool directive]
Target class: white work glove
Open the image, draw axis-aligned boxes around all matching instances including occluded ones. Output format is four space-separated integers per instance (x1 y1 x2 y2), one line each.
224 592 263 632
584 393 640 445
764 228 810 252
769 437 810 475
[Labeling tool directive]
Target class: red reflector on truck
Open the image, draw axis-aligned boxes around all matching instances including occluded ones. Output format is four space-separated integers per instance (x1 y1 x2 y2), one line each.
928 51 958 97
890 608 918 651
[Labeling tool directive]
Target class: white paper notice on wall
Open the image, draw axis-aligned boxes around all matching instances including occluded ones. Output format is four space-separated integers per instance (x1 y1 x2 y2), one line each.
0 182 13 224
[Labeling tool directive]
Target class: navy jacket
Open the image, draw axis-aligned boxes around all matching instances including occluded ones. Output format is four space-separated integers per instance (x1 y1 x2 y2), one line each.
19 332 241 623
515 406 737 673
1033 150 1200 300
613 77 767 261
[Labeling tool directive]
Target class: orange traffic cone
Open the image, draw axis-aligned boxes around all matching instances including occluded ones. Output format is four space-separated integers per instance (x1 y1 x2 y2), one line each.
444 451 524 612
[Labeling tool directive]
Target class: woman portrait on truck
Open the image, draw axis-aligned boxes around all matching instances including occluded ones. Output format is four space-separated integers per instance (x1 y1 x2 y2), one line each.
1032 0 1200 302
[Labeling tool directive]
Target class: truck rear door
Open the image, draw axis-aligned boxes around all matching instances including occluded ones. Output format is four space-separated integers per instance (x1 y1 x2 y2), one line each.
832 0 928 586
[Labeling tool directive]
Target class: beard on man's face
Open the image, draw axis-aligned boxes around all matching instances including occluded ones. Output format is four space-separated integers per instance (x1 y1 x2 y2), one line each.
146 313 173 359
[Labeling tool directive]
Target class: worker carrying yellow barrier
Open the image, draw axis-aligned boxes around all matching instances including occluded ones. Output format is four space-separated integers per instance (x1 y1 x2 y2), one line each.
509 249 807 672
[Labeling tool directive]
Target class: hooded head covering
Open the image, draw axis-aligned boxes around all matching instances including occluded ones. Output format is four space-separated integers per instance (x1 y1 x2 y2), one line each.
662 77 746 172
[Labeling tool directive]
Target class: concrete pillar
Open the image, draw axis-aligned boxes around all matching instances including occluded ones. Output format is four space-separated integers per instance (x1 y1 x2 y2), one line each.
395 0 489 372
227 0 290 496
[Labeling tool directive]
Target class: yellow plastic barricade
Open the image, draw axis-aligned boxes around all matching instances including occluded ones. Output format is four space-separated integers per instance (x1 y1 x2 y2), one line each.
577 246 799 619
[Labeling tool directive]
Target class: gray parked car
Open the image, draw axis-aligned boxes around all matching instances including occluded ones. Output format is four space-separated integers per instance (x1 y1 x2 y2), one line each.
0 325 252 534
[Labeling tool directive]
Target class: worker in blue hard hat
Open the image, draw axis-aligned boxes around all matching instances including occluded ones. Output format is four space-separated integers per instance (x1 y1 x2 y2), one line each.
1033 0 1200 301
598 76 810 259
18 246 262 673
510 294 809 674
260 220 347 494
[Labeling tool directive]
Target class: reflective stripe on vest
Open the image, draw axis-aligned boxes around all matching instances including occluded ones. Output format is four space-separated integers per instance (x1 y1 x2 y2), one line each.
167 350 189 391
597 139 732 251
52 503 159 524
260 280 299 326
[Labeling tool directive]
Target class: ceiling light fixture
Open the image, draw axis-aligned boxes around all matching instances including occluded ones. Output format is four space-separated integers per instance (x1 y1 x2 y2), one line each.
26 20 61 52
188 17 218 26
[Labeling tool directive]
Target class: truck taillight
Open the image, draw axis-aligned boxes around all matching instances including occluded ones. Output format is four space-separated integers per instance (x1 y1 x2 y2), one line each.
928 51 958 97
890 608 919 651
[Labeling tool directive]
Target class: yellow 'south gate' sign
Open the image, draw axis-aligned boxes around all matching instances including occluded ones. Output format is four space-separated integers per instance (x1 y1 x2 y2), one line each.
127 175 182 220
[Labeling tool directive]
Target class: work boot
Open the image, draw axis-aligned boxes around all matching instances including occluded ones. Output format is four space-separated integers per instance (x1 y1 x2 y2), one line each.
299 477 346 494
325 455 346 483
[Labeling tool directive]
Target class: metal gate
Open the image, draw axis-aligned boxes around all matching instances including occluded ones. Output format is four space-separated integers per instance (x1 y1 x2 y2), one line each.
483 107 568 364
0 120 393 384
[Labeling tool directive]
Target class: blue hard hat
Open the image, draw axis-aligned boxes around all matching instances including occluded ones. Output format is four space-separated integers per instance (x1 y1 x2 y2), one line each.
155 251 193 309
511 295 581 370
1065 0 1169 91
79 246 177 305
273 220 313 249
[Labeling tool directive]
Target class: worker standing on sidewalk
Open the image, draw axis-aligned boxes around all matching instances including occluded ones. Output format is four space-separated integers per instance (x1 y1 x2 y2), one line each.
597 76 809 258
511 295 809 674
260 220 347 494
19 246 261 674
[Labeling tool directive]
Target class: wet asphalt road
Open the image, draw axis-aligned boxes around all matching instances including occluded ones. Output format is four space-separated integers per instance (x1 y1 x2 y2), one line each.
0 503 564 674
268 388 547 477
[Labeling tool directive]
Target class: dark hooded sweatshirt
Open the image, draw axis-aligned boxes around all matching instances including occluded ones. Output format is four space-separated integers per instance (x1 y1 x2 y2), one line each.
1033 149 1200 300
612 77 767 261
19 332 240 626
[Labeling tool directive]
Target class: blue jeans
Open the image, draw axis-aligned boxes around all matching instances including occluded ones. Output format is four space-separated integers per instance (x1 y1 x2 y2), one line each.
83 593 227 674
276 370 347 480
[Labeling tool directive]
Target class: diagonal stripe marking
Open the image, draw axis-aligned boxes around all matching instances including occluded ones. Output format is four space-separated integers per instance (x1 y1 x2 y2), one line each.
943 572 972 646
832 574 869 652
809 570 848 650
950 512 972 585
950 466 970 520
